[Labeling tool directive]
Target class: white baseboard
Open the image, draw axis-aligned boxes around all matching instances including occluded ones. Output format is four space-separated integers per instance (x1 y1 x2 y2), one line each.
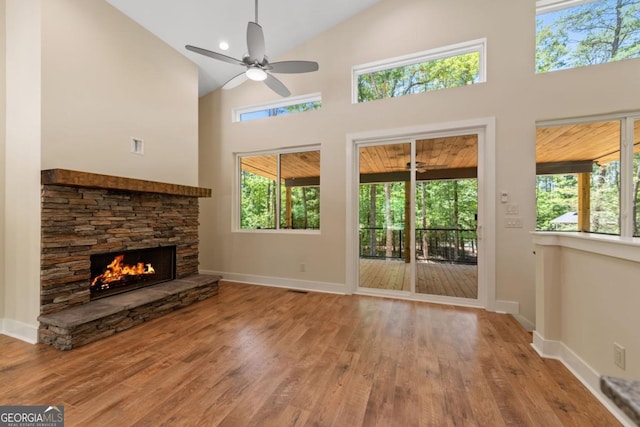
494 299 519 314
532 331 635 427
1 318 38 344
491 300 534 331
199 270 349 295
514 314 535 331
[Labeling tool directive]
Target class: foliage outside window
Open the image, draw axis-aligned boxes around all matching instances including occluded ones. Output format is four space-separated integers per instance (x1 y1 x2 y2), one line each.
353 39 485 103
536 164 621 234
536 0 640 73
634 145 640 236
239 148 320 231
536 115 640 236
233 93 321 122
359 180 477 262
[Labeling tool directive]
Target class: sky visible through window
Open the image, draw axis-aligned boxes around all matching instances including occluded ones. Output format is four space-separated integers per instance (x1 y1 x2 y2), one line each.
536 0 640 72
239 101 321 122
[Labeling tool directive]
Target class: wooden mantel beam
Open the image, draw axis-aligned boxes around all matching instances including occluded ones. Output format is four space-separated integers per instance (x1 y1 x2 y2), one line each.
41 169 212 198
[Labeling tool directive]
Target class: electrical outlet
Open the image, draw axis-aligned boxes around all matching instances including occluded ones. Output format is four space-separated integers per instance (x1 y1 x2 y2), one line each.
299 263 306 273
614 343 626 370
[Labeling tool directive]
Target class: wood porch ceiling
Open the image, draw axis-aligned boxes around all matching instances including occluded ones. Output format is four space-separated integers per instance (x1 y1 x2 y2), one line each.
240 120 640 182
536 119 640 165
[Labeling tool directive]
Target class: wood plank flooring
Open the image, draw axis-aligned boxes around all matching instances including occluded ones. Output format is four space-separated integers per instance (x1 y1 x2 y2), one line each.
360 259 478 299
0 282 620 426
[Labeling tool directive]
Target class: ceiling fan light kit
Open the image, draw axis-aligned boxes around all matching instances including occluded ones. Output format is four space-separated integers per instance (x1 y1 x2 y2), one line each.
246 67 268 81
185 0 319 97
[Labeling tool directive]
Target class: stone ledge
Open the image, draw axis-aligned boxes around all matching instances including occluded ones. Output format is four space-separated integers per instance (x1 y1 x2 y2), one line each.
601 375 640 426
38 274 221 350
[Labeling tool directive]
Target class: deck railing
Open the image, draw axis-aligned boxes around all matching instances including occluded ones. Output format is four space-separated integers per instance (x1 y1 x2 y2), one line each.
359 227 477 265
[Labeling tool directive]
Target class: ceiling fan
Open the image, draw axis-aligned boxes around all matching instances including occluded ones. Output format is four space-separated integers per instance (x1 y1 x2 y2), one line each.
406 162 448 173
185 0 319 97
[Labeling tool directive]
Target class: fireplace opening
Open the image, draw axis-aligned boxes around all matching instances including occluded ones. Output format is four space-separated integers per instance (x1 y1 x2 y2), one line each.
90 246 176 300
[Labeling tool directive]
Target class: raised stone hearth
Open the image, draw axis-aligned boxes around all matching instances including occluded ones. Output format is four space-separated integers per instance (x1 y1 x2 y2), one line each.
39 274 220 350
39 169 217 349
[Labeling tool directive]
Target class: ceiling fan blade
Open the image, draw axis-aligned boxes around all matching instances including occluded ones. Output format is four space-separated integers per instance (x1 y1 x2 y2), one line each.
264 74 291 97
246 22 265 64
269 61 319 74
223 72 249 90
185 45 244 66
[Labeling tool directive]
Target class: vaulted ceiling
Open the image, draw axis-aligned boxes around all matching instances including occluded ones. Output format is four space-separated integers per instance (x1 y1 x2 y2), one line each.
106 0 384 96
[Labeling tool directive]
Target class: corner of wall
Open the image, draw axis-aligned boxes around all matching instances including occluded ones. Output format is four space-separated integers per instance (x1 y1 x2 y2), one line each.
532 332 635 427
3 0 42 337
0 0 7 321
198 90 222 272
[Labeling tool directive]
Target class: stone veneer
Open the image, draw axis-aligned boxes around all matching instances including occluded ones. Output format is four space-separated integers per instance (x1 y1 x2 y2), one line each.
38 169 217 349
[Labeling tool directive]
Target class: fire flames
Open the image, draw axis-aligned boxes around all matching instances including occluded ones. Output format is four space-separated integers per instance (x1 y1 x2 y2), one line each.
90 254 156 290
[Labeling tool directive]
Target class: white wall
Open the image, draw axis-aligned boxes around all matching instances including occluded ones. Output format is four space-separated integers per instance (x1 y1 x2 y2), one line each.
533 235 640 425
535 237 640 379
3 0 42 342
0 0 6 321
41 0 199 186
198 0 640 325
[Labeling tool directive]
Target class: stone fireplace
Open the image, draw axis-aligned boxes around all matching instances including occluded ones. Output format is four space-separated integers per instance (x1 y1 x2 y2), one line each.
38 169 220 350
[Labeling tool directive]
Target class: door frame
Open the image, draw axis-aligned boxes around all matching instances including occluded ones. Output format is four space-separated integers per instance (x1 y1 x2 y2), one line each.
345 118 496 310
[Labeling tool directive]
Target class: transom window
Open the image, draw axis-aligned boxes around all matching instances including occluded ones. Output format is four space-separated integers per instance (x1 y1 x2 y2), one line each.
536 0 640 73
352 39 486 103
233 93 321 122
237 147 320 231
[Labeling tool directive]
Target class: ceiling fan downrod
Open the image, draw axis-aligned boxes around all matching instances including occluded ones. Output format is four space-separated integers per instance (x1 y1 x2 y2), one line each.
255 0 259 24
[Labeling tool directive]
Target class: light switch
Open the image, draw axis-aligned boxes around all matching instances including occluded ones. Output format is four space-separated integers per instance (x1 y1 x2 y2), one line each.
507 204 519 215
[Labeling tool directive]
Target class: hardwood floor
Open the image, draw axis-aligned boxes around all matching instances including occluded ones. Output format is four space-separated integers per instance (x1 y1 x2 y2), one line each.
360 259 478 299
0 282 620 426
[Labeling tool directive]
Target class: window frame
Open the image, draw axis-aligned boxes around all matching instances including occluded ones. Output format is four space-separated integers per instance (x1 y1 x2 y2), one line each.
536 111 640 238
233 145 321 234
536 0 599 14
351 38 487 104
232 93 321 123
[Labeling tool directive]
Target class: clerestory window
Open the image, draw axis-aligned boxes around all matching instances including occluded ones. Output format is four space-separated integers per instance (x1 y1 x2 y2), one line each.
536 0 640 73
233 93 321 122
352 39 486 103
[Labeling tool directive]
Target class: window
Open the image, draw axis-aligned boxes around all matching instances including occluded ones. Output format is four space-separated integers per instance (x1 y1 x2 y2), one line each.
536 0 640 73
233 93 321 122
352 39 486 103
238 147 320 231
536 113 640 236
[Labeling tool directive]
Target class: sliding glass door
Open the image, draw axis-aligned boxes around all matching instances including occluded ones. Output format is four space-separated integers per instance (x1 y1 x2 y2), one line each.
357 134 479 301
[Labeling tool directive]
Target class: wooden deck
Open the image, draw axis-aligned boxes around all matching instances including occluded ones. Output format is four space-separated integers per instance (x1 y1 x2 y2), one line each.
359 258 478 299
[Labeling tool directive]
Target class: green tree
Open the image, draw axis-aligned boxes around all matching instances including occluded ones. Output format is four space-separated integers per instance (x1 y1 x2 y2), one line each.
536 175 578 230
241 171 276 229
537 0 640 71
536 21 569 72
357 52 480 102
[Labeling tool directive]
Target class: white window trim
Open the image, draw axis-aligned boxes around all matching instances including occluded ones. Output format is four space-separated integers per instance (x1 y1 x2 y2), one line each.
233 144 321 234
536 0 599 15
536 110 640 238
351 38 487 104
232 92 321 123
